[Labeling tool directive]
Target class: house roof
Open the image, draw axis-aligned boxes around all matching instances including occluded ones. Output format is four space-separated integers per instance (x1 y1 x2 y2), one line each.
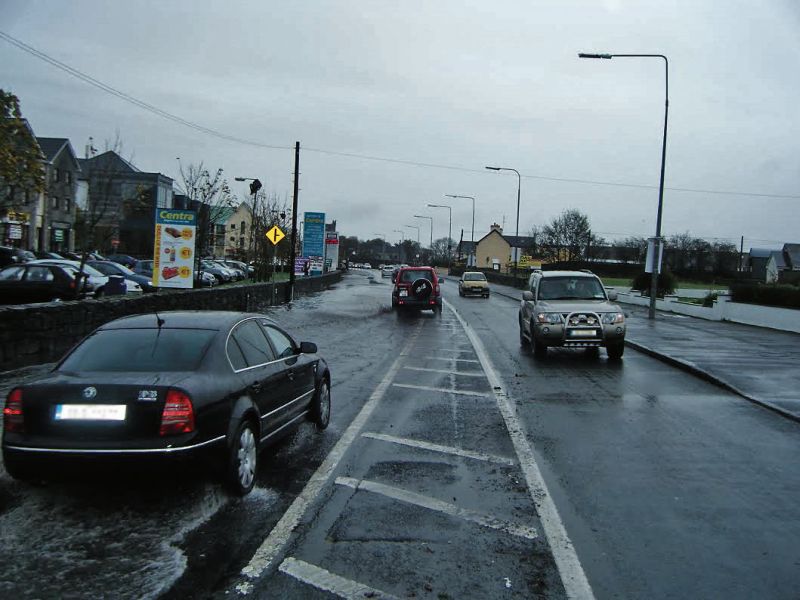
35 137 81 170
458 241 476 253
503 235 537 248
749 248 774 259
783 243 800 269
82 150 140 174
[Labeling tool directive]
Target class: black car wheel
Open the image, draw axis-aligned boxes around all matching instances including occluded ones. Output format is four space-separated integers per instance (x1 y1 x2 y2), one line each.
309 379 331 430
226 419 258 496
607 342 624 360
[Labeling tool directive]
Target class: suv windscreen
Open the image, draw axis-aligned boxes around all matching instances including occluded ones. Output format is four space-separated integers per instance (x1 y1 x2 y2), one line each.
399 270 433 283
537 277 606 301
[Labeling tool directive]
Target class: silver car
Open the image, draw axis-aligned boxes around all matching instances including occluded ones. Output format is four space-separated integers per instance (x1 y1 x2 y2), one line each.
519 270 626 359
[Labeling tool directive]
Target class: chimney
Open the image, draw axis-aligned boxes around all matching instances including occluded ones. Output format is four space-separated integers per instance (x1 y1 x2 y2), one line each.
490 223 503 234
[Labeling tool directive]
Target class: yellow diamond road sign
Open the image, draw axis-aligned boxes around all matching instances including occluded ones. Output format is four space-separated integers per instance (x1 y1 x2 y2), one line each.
266 225 285 245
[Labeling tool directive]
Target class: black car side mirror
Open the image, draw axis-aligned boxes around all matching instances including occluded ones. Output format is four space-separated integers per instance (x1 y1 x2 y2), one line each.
299 341 317 354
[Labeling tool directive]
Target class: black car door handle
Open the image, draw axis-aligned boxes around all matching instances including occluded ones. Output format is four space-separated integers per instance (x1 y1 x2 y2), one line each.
250 381 262 393
287 371 295 381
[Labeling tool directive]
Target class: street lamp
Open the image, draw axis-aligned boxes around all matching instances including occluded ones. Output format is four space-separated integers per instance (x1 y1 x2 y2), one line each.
235 176 262 280
485 165 521 278
446 194 475 266
404 224 420 245
578 51 669 320
413 214 433 249
427 203 452 266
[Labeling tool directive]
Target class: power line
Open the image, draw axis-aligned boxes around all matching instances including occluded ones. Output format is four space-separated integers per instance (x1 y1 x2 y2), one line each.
2 30 799 201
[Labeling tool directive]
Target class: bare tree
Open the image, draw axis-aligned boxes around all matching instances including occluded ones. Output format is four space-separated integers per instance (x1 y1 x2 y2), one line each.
177 162 233 259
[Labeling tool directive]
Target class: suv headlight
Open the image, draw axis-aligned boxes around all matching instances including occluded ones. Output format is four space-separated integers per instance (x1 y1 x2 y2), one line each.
602 312 625 324
536 312 563 324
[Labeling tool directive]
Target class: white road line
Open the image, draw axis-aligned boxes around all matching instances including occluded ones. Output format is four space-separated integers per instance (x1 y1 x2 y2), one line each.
279 557 399 600
391 383 491 398
235 322 423 592
361 431 516 466
402 366 485 377
336 477 538 540
445 300 595 600
423 356 480 364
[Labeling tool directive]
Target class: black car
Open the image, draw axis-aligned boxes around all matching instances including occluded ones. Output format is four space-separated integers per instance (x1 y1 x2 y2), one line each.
2 311 331 495
106 254 138 268
88 260 156 292
0 246 36 268
0 263 92 304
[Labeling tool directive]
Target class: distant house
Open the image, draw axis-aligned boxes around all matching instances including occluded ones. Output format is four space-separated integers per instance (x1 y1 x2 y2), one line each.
36 137 81 253
222 202 253 259
78 151 173 256
475 224 537 273
783 243 800 271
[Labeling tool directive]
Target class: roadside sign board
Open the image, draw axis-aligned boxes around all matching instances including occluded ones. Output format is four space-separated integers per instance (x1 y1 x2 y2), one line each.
152 208 196 289
266 225 285 245
645 237 664 274
302 212 325 258
8 224 22 240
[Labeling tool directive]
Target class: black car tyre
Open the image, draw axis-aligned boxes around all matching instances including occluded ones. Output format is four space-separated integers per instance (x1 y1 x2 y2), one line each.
226 419 258 496
2 450 35 481
309 379 331 430
607 342 624 360
533 338 548 359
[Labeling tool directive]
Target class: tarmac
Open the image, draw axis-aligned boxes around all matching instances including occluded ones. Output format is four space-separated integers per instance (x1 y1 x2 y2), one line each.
487 280 800 422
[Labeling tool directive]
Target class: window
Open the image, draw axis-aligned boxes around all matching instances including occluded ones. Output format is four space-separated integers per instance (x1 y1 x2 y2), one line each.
231 223 236 230
0 266 25 281
226 337 247 371
53 168 60 182
25 266 54 282
263 325 296 359
230 236 235 242
400 269 433 283
230 320 275 368
241 220 246 231
66 171 72 184
51 197 59 210
239 236 245 247
65 198 71 212
537 277 605 301
463 273 486 281
59 329 217 372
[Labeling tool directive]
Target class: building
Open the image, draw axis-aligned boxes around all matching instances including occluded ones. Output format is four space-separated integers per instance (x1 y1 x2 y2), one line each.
36 137 81 253
783 244 800 271
222 202 252 258
474 224 537 273
78 151 173 256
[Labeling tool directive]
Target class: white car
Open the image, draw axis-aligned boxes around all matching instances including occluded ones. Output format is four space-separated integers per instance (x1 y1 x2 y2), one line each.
381 265 395 278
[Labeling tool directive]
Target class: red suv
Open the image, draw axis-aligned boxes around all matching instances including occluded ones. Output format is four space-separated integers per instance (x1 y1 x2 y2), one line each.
391 266 442 313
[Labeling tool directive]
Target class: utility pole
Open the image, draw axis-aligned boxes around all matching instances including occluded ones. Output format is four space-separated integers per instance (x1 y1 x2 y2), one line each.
739 235 744 274
286 141 300 303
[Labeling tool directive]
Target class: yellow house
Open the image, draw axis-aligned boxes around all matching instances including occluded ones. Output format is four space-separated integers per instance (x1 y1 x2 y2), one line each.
475 224 538 274
223 202 253 258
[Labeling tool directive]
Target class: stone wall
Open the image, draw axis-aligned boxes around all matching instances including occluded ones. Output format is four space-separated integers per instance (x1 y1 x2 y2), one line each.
0 272 342 370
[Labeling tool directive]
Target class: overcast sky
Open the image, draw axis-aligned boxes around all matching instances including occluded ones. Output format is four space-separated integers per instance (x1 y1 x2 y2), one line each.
2 0 798 249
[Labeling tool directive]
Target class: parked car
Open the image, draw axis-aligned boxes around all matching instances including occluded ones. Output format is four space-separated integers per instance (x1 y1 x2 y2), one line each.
518 270 626 360
0 246 36 268
458 271 490 298
391 266 443 313
224 259 254 277
0 263 93 304
200 260 232 283
88 260 156 292
33 251 65 260
105 254 138 269
2 311 331 496
133 260 154 277
214 260 244 280
195 270 217 287
27 259 144 297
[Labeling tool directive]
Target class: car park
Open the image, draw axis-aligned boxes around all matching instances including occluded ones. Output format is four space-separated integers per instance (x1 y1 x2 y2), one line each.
1 311 331 496
458 271 490 298
518 270 626 359
391 266 442 313
0 263 94 303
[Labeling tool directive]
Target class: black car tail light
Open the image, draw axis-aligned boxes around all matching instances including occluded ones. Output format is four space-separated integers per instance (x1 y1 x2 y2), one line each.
159 390 195 436
3 388 24 433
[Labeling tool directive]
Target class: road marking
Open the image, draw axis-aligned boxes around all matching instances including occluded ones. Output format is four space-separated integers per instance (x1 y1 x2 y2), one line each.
361 431 516 466
235 322 423 592
402 366 485 377
445 300 595 600
336 477 537 540
392 383 491 397
423 356 480 364
279 557 399 600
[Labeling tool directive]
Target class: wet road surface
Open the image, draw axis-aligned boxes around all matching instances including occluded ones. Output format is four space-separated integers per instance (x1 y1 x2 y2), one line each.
1 270 798 599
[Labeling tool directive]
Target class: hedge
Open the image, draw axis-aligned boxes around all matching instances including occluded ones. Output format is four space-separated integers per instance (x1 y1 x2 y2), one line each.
730 283 800 309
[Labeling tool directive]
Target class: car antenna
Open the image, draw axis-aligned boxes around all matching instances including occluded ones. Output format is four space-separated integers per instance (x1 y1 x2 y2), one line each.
154 310 165 328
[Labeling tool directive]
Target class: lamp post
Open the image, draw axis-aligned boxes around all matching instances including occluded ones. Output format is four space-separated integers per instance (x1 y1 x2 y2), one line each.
235 176 262 281
446 194 475 266
578 52 669 320
485 166 521 278
413 214 433 249
427 203 452 267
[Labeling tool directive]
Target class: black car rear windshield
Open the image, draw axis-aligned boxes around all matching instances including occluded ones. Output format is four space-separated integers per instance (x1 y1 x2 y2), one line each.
59 328 216 372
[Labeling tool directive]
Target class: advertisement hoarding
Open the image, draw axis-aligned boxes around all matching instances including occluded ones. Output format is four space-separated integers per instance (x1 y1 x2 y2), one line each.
302 212 325 258
152 208 197 288
325 231 339 270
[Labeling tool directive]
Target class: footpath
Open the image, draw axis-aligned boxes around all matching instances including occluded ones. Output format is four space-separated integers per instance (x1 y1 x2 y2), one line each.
488 281 800 422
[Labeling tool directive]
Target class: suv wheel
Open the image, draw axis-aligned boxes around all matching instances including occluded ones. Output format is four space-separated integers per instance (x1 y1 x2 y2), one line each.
533 338 548 359
607 342 624 360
